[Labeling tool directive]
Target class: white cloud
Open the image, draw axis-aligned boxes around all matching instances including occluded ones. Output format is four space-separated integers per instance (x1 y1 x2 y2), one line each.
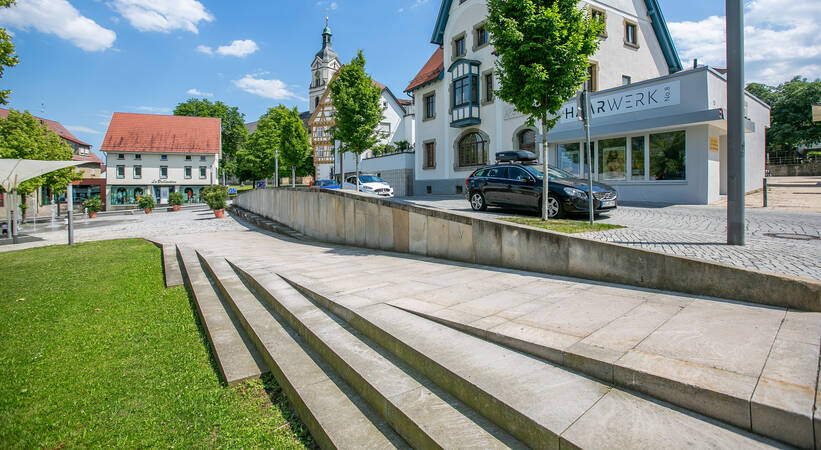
330 2 337 10
111 0 213 34
0 0 116 51
668 0 821 84
135 106 172 114
195 44 212 55
186 88 212 97
232 74 305 101
216 39 258 57
65 125 102 134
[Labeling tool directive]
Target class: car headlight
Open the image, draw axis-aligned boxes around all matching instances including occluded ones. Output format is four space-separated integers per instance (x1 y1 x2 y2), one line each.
563 187 588 199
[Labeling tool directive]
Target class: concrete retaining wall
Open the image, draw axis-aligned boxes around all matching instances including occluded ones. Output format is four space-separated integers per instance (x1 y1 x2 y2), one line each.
234 188 821 312
766 162 821 176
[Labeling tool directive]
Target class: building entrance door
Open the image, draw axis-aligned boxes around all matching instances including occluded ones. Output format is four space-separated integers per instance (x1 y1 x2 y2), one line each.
160 187 170 205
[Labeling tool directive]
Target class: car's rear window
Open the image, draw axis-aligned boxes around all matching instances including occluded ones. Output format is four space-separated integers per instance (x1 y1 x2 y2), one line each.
472 168 486 177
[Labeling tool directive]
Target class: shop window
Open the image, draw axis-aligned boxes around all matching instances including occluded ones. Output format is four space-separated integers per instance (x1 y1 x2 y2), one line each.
184 187 194 203
597 137 627 180
557 143 582 177
624 20 638 47
424 93 436 120
134 188 144 200
518 129 536 152
134 165 142 179
457 132 488 167
199 166 207 178
184 166 192 179
115 187 128 205
116 165 125 179
160 166 168 179
424 141 436 169
631 136 645 179
649 131 686 180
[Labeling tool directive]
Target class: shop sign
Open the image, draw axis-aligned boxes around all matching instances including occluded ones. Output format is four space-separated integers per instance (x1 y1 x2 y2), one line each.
559 80 681 124
709 137 719 152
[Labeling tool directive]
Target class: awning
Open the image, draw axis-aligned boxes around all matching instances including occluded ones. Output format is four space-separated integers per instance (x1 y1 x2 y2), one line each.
0 158 83 192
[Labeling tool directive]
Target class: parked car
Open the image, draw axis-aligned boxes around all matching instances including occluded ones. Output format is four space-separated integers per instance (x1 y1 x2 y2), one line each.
311 179 341 190
343 174 394 197
465 156 617 218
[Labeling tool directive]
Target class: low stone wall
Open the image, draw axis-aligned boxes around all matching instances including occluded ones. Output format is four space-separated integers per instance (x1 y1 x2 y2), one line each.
234 188 821 312
766 162 821 176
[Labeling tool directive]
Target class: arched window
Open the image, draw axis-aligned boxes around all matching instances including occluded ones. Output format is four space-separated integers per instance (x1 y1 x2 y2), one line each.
518 129 536 152
458 132 488 167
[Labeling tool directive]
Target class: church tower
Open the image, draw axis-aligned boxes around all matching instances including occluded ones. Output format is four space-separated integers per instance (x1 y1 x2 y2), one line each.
309 19 341 114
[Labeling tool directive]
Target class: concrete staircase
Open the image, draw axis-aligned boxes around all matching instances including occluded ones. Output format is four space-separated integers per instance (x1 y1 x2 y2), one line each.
173 243 790 449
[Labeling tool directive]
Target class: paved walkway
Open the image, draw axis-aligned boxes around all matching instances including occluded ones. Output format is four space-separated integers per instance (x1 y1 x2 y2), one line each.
396 190 821 281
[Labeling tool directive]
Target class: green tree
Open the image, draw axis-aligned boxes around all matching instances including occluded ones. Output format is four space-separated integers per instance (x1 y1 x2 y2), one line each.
0 109 80 196
277 107 312 187
173 98 248 178
329 50 383 191
0 0 19 105
239 107 286 184
746 77 821 158
486 0 602 219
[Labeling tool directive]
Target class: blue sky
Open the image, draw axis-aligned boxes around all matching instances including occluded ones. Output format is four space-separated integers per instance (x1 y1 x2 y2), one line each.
0 0 818 157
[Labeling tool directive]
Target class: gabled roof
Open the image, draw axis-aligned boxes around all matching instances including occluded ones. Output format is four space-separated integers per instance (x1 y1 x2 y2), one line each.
72 152 102 164
0 107 91 147
101 112 221 154
429 0 682 74
405 47 444 93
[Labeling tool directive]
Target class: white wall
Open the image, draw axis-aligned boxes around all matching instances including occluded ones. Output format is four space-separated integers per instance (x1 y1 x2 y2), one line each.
105 152 220 185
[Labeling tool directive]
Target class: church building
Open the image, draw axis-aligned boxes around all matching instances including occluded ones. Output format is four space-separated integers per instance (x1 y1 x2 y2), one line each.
307 22 417 196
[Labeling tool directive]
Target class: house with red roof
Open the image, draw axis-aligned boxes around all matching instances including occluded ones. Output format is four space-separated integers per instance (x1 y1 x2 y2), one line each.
101 112 221 208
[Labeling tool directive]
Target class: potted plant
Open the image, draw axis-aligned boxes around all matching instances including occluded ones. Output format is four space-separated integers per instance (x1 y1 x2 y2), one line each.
201 185 228 218
168 191 184 211
83 197 103 218
137 195 156 214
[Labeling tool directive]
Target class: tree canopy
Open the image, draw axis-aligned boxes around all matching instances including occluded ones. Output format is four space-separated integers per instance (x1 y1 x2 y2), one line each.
173 98 247 160
486 0 602 130
236 105 312 184
0 0 19 105
277 106 312 179
0 109 80 194
747 77 821 154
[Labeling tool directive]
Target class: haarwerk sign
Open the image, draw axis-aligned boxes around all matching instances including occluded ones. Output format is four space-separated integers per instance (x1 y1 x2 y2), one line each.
559 79 681 124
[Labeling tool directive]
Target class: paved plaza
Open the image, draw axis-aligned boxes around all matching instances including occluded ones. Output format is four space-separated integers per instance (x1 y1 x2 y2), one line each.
395 177 821 281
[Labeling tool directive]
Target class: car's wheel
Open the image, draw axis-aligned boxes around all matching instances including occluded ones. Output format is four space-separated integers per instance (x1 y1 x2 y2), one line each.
546 196 564 219
470 191 487 211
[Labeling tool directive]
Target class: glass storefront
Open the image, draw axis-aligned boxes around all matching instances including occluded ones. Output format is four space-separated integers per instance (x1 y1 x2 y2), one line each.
109 185 209 205
557 143 581 176
649 130 686 180
597 137 627 181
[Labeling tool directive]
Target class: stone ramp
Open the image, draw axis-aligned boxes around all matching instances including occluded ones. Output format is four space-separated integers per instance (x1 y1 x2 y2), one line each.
176 245 267 385
387 296 821 449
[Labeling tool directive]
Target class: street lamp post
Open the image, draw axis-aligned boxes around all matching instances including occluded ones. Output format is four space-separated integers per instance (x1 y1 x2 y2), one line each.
726 0 745 245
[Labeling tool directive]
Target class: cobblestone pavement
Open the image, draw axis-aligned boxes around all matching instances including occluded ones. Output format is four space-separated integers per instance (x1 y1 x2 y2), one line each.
0 206 247 252
394 195 821 281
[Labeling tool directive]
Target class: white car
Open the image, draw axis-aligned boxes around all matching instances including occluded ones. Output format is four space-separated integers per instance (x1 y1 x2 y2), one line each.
344 174 394 197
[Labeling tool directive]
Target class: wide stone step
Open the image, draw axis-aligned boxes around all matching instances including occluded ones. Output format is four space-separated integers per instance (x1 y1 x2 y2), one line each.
176 245 267 385
388 298 820 449
269 271 783 450
194 251 406 449
229 206 305 241
144 239 183 288
212 255 523 449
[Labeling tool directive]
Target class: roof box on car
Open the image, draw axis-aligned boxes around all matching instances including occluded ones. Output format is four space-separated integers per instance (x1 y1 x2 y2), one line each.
496 150 538 163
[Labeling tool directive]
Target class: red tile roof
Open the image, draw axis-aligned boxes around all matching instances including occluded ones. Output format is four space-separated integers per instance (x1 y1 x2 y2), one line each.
0 107 91 147
101 112 221 154
405 47 444 93
72 153 103 164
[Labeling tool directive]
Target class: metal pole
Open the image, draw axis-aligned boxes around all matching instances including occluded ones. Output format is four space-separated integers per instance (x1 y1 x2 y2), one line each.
10 189 17 244
762 177 768 207
67 183 74 246
275 152 279 188
726 0 745 245
584 86 595 225
541 117 549 221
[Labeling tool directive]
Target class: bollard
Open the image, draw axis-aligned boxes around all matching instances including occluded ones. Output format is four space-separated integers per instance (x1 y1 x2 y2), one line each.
763 177 768 207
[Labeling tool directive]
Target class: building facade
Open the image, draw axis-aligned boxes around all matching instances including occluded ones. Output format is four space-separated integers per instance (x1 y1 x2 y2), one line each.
101 113 221 209
404 0 767 204
306 24 417 195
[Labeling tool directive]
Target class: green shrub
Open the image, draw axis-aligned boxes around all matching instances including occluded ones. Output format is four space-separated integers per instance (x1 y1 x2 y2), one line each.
201 185 228 210
83 197 103 213
168 191 184 206
137 195 156 210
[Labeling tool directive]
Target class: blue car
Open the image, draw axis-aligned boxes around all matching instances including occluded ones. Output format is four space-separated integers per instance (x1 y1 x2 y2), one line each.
312 179 340 190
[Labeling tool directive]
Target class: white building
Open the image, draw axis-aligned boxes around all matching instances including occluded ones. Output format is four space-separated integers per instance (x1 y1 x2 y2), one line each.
306 23 416 195
406 0 770 204
102 113 221 208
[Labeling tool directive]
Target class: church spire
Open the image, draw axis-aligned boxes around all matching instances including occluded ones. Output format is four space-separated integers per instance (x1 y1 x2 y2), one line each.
322 17 332 47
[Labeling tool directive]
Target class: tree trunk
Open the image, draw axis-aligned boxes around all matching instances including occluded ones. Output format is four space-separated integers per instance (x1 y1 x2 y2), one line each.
339 150 344 188
541 116 549 221
355 153 360 193
275 152 279 187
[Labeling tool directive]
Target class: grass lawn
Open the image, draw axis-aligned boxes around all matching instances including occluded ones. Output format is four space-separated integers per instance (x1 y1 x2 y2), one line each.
503 217 626 234
0 239 310 449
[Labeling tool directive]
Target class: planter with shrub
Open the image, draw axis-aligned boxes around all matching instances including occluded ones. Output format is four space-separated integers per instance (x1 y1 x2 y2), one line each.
201 185 228 218
137 195 156 214
168 192 184 211
83 197 103 218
